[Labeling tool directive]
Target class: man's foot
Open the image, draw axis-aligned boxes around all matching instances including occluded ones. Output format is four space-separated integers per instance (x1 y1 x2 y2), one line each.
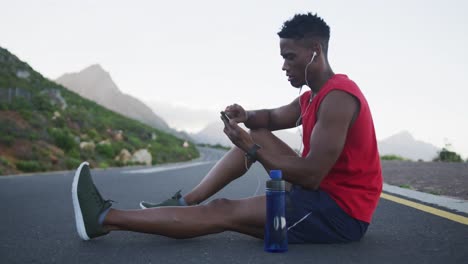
139 190 185 209
72 162 112 240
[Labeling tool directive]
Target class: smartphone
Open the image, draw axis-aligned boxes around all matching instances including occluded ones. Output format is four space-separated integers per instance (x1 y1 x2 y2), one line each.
220 111 230 122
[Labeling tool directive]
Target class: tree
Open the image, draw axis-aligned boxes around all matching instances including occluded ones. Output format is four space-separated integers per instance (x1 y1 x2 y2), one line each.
433 148 463 162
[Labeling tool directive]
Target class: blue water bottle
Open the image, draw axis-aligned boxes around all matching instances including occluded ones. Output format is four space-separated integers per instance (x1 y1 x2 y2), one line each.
264 170 288 253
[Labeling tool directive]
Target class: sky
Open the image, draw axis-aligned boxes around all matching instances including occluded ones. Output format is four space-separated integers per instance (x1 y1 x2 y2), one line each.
1 0 467 158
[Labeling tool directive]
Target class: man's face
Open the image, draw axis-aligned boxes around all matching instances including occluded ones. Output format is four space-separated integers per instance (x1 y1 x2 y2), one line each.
280 38 311 88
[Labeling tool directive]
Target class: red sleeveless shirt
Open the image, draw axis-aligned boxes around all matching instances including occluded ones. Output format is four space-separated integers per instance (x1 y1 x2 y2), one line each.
300 74 382 223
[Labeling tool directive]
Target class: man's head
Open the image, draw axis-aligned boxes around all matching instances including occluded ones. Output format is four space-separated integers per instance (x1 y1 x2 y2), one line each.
278 13 330 88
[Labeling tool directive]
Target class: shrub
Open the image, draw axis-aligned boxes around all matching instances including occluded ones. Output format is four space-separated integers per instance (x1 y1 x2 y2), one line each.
0 102 8 110
19 110 32 121
127 135 144 149
96 143 115 159
28 132 39 141
49 128 77 152
32 94 54 112
0 122 31 141
87 129 100 142
67 148 80 159
433 148 463 162
65 157 81 170
9 97 32 111
16 160 45 172
80 147 95 161
98 162 109 169
0 134 14 146
53 117 66 128
14 143 36 160
149 140 199 165
0 156 10 166
28 112 48 129
113 160 125 167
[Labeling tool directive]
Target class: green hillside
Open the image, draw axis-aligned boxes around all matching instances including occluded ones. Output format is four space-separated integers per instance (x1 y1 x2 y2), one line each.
0 47 199 175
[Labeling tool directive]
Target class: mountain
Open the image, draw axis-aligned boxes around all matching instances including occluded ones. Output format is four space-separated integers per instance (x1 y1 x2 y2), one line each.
0 47 199 175
191 122 232 147
191 121 302 151
378 131 440 161
145 100 219 133
55 64 173 134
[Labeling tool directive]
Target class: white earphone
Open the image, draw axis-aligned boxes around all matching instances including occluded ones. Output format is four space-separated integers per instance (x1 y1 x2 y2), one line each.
310 51 317 63
305 51 317 87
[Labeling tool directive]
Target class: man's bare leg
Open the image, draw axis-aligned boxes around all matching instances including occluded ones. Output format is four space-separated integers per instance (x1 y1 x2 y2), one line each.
183 129 298 205
104 196 266 239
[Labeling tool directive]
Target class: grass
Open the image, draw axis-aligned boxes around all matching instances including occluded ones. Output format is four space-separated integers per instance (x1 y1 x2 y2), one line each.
197 143 231 151
0 156 10 166
15 160 45 172
381 154 409 161
98 162 109 169
398 184 442 196
399 184 414 190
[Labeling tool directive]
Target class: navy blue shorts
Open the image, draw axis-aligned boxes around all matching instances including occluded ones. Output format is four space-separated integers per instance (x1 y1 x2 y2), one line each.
286 185 369 244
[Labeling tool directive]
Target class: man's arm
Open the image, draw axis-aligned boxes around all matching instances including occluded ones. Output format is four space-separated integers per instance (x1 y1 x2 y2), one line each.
255 90 359 189
243 97 302 131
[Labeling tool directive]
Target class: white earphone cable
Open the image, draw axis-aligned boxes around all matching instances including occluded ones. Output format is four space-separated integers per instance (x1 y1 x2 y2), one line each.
252 52 316 196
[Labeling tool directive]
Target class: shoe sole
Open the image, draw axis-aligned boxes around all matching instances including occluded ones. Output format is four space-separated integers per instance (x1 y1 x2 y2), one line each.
72 161 91 241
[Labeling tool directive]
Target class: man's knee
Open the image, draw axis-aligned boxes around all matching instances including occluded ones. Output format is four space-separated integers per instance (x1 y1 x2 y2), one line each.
203 198 235 228
248 128 295 157
205 198 232 213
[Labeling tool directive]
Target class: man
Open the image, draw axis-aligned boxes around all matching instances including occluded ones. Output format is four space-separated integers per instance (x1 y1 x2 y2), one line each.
72 13 382 243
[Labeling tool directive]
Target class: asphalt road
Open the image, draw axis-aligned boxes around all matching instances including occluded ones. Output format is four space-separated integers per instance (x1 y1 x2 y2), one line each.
1 148 467 264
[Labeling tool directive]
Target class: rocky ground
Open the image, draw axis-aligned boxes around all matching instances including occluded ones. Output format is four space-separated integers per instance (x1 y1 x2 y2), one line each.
381 160 468 200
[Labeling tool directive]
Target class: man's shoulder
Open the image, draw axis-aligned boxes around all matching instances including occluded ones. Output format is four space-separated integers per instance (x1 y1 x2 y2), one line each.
331 74 359 89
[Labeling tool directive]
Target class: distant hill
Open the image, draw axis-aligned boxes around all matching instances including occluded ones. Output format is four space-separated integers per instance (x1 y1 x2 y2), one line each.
145 100 218 133
378 131 440 161
191 122 231 147
0 47 199 175
55 64 177 134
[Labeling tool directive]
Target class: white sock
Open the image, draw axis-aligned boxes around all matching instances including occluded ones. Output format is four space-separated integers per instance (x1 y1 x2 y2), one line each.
178 197 188 206
98 207 111 225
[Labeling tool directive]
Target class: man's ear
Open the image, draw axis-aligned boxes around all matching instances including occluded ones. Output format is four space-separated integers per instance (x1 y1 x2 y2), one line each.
302 38 322 59
311 42 322 58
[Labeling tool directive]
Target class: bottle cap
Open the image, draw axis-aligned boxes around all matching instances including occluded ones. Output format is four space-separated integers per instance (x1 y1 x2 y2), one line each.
269 170 282 180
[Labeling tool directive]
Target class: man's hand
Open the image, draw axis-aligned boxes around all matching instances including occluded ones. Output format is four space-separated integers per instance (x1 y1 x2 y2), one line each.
224 104 248 124
221 114 254 151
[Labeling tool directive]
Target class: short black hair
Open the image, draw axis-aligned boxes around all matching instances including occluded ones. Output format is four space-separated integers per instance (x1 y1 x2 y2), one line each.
278 13 330 54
